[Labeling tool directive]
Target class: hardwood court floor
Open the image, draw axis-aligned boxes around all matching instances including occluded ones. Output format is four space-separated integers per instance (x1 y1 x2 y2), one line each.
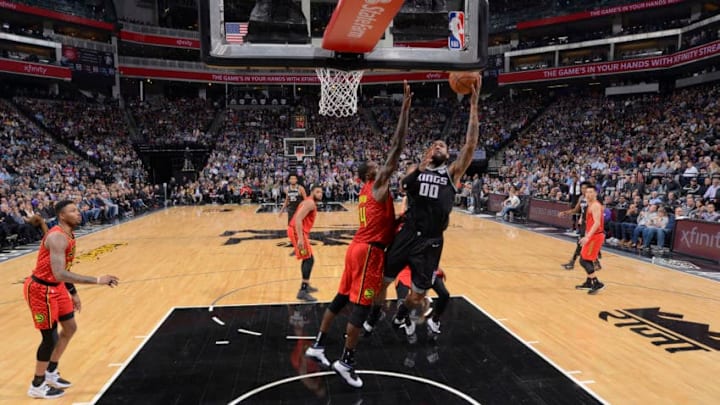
0 205 718 404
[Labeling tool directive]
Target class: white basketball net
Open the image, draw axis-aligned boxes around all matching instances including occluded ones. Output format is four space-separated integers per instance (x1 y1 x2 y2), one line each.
315 68 364 117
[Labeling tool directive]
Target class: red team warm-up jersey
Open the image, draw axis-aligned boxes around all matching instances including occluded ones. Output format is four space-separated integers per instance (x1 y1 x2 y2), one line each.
338 181 395 306
33 226 76 282
289 198 318 234
354 181 395 246
585 201 604 236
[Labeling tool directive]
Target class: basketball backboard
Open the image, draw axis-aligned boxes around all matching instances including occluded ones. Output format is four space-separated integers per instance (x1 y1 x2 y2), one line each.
199 0 488 71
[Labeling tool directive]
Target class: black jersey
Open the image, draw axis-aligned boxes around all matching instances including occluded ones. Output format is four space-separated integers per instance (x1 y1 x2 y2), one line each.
402 165 457 238
287 186 302 212
578 196 588 225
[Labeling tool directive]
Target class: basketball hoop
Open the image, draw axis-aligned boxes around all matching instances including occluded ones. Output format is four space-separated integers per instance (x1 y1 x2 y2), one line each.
315 68 364 117
295 152 305 162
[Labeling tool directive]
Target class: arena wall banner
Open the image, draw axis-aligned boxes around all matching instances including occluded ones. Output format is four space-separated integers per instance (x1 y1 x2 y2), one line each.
119 31 200 49
527 199 574 229
499 40 720 85
488 194 506 213
0 0 114 30
672 220 720 262
516 0 686 30
118 66 448 84
0 58 71 80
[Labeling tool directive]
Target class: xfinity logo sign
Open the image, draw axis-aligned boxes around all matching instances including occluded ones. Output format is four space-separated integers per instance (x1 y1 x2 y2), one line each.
23 64 47 75
0 1 18 10
175 39 194 47
679 227 720 249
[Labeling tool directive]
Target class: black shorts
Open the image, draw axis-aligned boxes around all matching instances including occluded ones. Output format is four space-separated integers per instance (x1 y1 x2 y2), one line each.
287 207 298 225
384 226 443 293
578 223 586 238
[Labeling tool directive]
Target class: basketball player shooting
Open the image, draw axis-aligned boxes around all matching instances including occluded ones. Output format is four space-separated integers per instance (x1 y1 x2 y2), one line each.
366 78 481 339
23 200 119 399
305 81 412 388
288 185 324 301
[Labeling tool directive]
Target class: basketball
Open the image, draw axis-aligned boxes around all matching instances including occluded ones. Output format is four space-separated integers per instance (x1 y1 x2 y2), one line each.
448 71 480 95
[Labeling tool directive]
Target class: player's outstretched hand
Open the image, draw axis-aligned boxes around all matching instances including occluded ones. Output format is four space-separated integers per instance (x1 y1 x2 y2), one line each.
98 275 119 287
470 76 482 106
402 80 413 111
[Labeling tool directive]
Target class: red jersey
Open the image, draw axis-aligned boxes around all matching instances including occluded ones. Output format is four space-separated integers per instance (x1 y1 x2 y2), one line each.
33 226 76 283
354 181 395 246
289 198 318 234
585 200 604 236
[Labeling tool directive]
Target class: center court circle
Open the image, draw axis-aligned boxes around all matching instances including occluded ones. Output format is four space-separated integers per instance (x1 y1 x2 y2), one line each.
229 370 480 404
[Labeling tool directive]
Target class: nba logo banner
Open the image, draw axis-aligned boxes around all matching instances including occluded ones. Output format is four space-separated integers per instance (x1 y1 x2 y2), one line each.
448 11 465 50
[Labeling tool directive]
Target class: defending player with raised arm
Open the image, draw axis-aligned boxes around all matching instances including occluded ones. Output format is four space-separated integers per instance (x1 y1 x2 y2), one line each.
305 81 412 388
365 78 481 340
23 200 118 399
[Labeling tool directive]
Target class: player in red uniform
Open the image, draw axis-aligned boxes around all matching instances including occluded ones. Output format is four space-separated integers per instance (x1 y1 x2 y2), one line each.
288 185 324 301
575 187 605 294
23 200 119 399
393 266 449 336
305 81 412 388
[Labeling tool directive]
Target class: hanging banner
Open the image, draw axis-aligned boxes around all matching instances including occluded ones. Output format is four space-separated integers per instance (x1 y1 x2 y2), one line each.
0 58 71 80
119 30 200 49
119 66 448 84
517 0 686 30
499 40 720 85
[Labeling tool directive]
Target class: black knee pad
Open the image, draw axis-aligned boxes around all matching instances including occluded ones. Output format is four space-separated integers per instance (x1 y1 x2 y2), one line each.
302 256 315 268
328 294 349 314
36 327 58 362
579 258 595 275
348 304 372 328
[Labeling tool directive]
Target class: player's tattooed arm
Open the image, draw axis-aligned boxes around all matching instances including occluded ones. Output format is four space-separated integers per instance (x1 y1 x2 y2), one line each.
47 233 119 286
374 81 412 202
449 78 481 184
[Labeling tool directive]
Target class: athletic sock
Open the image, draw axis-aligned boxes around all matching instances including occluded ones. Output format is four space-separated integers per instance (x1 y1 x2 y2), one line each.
47 361 58 373
32 375 44 387
314 331 326 347
341 347 355 365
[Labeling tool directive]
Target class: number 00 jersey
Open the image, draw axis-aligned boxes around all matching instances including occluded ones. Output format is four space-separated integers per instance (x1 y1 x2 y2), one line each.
402 165 457 238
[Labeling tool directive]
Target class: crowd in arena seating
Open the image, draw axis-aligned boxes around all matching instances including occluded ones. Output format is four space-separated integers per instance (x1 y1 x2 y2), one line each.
3 77 719 259
683 27 720 50
448 93 546 155
14 98 145 185
0 100 155 247
177 92 549 207
485 83 720 249
128 97 220 145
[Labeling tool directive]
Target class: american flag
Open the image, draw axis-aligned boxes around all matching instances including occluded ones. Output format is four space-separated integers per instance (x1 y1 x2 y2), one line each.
225 22 249 44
